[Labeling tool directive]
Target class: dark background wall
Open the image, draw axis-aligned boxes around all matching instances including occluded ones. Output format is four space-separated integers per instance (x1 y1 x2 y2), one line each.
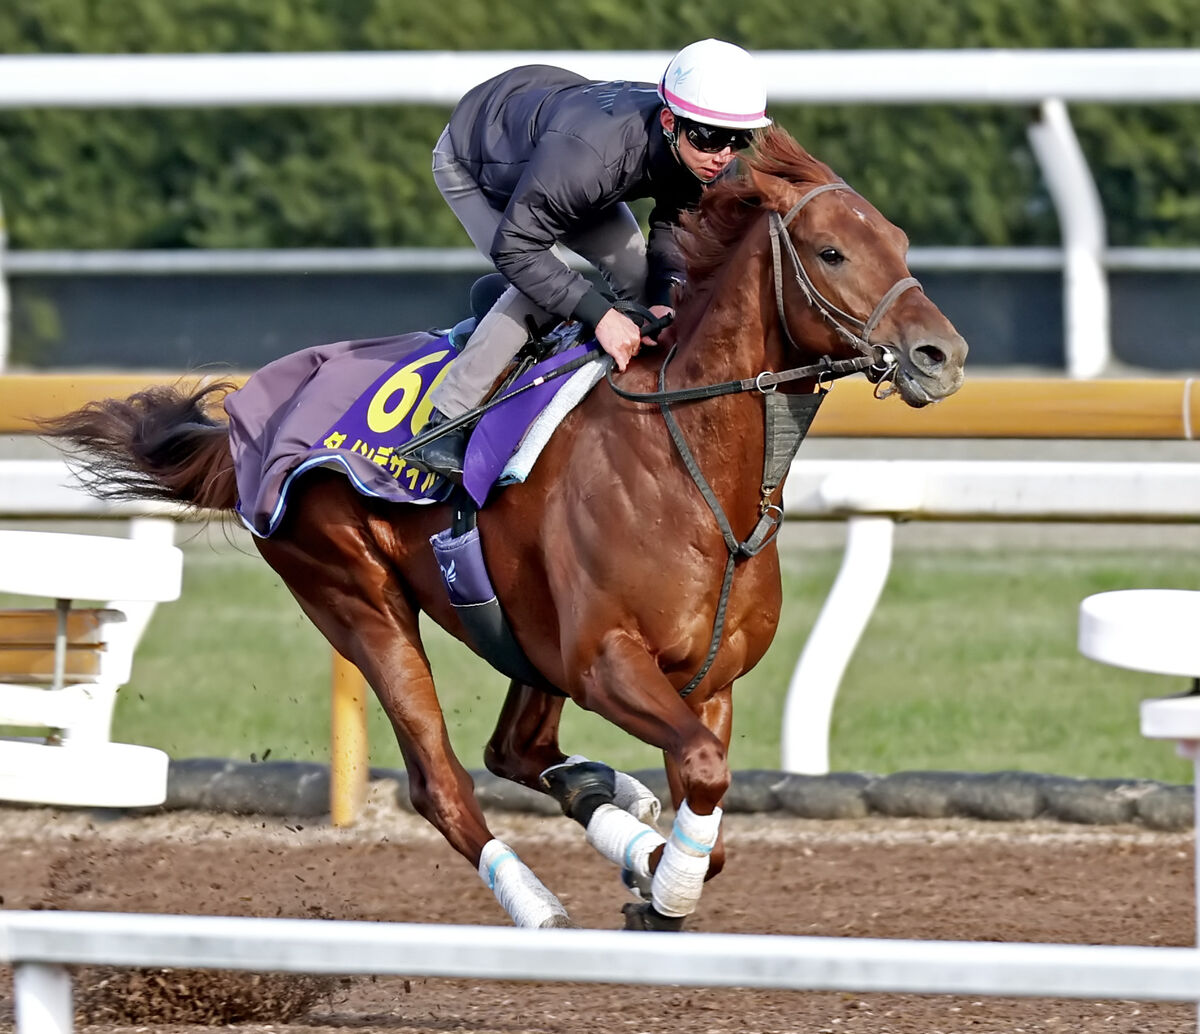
8 269 1196 373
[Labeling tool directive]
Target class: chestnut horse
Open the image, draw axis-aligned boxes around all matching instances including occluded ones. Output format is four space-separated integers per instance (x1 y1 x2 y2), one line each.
43 128 966 931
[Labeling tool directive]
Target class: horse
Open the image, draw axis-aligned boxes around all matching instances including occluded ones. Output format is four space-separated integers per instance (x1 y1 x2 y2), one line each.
41 127 967 931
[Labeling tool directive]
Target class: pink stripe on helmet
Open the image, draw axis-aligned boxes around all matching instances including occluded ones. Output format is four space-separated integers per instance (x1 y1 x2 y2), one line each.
660 83 766 124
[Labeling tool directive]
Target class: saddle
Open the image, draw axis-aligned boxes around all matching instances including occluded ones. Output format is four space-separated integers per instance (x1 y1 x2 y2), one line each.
224 275 617 690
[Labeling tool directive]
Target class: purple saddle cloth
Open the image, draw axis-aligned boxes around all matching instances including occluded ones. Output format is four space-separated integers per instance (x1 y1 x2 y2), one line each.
226 330 600 537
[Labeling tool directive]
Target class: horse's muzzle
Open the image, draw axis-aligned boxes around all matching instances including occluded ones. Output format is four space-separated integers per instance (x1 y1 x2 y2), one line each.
893 335 968 407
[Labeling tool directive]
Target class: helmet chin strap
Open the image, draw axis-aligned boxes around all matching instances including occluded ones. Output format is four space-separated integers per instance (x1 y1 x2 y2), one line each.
663 124 714 186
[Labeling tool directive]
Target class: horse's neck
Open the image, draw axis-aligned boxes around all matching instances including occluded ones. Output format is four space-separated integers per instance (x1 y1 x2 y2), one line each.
653 239 786 515
671 235 781 385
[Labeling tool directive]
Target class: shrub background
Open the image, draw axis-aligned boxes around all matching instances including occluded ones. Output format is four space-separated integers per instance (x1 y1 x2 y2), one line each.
1 0 1199 251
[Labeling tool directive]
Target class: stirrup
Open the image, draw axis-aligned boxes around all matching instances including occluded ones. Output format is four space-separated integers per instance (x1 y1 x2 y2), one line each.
407 411 467 484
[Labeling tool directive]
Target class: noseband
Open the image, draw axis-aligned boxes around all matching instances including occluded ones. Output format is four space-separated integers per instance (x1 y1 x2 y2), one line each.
768 182 921 391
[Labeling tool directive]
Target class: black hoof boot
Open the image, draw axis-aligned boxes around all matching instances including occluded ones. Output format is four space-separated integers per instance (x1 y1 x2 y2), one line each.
408 410 467 484
622 902 686 932
541 760 616 827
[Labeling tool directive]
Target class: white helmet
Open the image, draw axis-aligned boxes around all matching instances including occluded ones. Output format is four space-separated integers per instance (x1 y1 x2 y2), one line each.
658 39 772 130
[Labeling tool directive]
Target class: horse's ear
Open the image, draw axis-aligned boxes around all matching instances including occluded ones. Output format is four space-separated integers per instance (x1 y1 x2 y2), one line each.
747 164 790 214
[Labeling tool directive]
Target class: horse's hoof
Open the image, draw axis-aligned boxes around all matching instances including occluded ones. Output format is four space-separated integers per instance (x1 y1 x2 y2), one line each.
539 912 578 929
621 867 652 902
621 902 685 932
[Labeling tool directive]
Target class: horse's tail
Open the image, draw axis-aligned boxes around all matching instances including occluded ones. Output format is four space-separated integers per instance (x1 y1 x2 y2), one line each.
39 381 239 513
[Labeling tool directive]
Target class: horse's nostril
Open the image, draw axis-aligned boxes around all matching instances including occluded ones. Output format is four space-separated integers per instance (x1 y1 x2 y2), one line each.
916 344 946 368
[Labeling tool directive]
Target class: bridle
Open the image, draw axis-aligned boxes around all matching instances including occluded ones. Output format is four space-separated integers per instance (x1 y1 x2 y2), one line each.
768 181 922 395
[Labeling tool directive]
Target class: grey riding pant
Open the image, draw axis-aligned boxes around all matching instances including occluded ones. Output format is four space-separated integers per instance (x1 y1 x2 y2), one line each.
429 126 649 417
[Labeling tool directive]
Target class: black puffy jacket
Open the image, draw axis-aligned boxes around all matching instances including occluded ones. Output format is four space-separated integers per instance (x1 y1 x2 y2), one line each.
446 64 708 327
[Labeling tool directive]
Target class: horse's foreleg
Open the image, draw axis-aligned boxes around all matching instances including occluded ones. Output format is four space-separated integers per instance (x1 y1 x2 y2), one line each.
663 684 733 881
574 633 731 929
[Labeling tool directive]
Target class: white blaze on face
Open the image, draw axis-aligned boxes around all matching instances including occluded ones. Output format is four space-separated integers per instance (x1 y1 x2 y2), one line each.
850 203 872 225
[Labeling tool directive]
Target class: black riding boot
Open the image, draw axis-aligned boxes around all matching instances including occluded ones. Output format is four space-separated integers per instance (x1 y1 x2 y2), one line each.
407 408 468 484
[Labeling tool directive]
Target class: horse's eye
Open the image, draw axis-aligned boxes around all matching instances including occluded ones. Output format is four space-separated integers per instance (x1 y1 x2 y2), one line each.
819 247 844 266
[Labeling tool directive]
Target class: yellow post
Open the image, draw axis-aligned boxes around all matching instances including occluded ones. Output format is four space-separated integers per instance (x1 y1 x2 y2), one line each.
330 651 369 827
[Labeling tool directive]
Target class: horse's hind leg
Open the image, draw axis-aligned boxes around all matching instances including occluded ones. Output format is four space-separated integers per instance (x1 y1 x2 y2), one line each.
485 679 663 823
254 489 571 928
483 679 568 784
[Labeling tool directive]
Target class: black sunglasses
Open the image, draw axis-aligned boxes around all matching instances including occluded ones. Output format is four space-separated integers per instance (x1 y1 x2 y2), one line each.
678 119 755 154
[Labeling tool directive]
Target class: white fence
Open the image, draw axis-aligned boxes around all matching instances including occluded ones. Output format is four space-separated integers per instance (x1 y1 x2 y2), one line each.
780 458 1200 772
4 48 1200 375
4 910 1200 1034
5 49 1200 107
5 456 1199 776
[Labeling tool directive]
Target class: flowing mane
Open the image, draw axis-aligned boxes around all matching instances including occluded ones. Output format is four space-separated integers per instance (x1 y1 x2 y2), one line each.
675 127 842 291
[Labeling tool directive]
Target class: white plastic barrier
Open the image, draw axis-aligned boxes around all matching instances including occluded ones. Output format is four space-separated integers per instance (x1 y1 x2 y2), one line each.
779 459 1200 773
6 457 1200 778
1079 588 1200 1027
0 521 182 808
0 459 180 518
4 910 1200 1034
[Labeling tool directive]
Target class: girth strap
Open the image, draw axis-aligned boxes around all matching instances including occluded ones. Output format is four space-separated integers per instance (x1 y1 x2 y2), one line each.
430 495 560 694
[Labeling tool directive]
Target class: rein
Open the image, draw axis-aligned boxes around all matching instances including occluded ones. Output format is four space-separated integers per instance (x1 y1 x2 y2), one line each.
606 182 920 698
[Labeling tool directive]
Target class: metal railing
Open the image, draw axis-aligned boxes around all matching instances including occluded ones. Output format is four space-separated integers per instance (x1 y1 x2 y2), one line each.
5 910 1200 1033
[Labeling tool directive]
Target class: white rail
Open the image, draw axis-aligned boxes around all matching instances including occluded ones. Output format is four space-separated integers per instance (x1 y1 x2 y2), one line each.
780 459 1200 774
3 49 1200 107
5 457 1197 777
3 910 1200 1034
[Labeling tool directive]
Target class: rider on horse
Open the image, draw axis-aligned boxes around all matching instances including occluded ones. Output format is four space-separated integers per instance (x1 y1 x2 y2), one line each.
408 38 773 483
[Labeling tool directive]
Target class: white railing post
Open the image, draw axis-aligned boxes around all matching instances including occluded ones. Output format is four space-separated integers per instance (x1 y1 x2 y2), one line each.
781 515 896 774
13 962 74 1034
1027 98 1110 379
0 191 9 372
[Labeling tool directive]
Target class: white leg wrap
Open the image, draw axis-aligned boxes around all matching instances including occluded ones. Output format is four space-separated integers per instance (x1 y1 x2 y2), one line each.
613 772 663 824
585 803 666 879
478 839 570 928
549 755 662 824
650 801 723 919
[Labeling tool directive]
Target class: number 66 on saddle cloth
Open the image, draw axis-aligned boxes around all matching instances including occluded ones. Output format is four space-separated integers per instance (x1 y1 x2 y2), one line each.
226 331 605 538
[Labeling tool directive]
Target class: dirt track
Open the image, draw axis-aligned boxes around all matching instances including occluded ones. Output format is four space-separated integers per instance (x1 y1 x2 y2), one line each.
1 790 1196 1034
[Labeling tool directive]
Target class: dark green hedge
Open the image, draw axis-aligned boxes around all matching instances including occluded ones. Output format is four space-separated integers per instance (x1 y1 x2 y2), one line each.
1 0 1199 249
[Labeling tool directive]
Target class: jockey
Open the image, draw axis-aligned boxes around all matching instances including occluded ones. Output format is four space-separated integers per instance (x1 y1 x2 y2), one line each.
409 38 772 483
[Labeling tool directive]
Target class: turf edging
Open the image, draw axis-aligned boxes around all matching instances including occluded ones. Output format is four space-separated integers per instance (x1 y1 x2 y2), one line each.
162 760 1195 831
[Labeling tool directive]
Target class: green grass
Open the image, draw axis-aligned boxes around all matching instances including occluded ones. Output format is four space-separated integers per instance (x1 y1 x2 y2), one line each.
55 525 1200 785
